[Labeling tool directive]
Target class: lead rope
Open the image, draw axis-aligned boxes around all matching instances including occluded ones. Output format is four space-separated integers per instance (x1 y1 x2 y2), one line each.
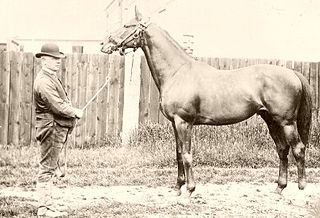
130 52 135 82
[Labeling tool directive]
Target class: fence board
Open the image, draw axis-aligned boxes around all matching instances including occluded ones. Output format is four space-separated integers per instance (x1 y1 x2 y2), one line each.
31 57 42 145
277 59 287 68
212 58 220 68
63 55 75 148
96 55 108 142
117 57 125 134
302 62 310 83
59 58 67 87
104 56 111 136
107 55 118 135
310 63 318 109
8 52 23 145
87 54 99 143
139 56 150 123
149 76 160 123
70 53 81 146
78 54 88 146
0 52 10 144
286 60 293 70
258 59 269 65
318 63 320 114
294 61 302 73
231 58 240 69
19 53 33 145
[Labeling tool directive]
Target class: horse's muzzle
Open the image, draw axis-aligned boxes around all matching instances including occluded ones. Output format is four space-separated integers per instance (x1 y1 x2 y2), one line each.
119 47 126 56
100 44 117 54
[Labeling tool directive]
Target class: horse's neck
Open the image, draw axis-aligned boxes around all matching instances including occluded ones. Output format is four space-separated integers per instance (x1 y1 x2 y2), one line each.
141 24 193 92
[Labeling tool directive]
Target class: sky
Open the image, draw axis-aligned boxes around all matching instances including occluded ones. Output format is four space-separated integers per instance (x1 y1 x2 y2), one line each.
1 0 320 61
0 0 107 40
154 0 320 61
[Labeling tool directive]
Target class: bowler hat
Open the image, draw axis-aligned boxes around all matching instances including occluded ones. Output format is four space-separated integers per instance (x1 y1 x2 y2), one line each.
35 43 66 58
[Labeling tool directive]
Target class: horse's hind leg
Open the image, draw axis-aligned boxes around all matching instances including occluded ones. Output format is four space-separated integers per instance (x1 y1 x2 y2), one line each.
282 123 307 190
260 112 290 194
172 122 185 196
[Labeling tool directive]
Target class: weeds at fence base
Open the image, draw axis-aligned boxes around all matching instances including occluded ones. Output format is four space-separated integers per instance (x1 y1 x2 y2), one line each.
0 196 37 218
310 198 320 218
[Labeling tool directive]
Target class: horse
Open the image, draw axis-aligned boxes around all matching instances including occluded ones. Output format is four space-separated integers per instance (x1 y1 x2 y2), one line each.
101 7 312 196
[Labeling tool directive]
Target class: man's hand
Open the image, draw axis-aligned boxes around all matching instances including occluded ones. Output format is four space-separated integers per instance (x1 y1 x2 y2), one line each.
74 108 84 119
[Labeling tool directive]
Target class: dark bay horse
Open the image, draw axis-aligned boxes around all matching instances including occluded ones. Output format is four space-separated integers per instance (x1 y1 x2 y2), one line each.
101 7 312 196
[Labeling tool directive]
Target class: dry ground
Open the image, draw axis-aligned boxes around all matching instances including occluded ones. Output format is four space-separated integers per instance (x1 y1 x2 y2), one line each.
1 180 320 217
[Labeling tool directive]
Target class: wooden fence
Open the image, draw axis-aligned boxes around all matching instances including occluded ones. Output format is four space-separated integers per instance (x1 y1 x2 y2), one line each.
1 51 320 146
138 57 320 124
0 51 125 146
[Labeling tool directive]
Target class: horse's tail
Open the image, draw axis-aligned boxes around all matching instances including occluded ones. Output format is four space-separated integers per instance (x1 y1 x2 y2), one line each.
294 71 312 145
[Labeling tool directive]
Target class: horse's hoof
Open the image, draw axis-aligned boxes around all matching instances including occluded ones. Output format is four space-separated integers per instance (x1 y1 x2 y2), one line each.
298 180 306 190
187 187 195 196
298 178 307 190
275 187 283 195
176 189 182 196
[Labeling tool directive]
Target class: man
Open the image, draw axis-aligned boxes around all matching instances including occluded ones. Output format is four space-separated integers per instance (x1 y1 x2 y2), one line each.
34 43 83 217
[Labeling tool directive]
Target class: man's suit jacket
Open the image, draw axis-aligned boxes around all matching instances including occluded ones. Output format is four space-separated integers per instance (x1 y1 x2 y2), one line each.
34 69 76 129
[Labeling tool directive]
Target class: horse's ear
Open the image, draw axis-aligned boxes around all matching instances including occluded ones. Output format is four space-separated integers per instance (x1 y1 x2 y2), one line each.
135 6 143 21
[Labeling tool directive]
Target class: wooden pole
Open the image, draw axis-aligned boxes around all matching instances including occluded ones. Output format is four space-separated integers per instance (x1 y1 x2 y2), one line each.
82 77 110 111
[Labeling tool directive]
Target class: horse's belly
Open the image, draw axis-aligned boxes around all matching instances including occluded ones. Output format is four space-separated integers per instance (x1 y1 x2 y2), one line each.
196 97 262 125
196 111 255 125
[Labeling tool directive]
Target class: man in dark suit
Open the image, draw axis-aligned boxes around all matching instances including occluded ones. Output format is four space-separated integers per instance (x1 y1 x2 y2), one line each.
34 43 83 217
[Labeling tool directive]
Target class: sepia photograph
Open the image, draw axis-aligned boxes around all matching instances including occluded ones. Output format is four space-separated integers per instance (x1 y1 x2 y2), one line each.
0 0 320 217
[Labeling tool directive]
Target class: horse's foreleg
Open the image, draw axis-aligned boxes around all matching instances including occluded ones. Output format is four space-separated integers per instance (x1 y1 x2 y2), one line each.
174 116 195 196
283 124 307 190
172 122 185 196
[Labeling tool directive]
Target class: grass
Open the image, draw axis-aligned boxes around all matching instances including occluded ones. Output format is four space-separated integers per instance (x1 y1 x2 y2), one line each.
126 115 320 168
0 196 37 218
1 115 320 184
311 199 320 218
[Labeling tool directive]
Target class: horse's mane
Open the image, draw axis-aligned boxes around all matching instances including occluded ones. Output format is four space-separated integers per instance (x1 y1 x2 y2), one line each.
154 24 193 59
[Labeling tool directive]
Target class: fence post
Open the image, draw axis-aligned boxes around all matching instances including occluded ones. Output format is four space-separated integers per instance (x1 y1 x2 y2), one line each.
121 51 142 144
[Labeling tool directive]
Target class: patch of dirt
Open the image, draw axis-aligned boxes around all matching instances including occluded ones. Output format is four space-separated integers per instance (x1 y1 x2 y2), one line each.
1 182 320 217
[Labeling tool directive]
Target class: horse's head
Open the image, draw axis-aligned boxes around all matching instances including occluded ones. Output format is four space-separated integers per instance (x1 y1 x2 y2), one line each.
101 6 148 55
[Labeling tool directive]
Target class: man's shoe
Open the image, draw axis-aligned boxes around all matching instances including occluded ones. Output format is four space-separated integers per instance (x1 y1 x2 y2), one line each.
37 206 68 217
52 203 69 212
54 166 65 178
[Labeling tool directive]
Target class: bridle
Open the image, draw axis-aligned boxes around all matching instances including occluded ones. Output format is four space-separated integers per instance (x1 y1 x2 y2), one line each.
101 21 150 55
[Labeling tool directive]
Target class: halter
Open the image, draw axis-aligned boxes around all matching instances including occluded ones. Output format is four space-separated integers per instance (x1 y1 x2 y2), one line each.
102 21 150 54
